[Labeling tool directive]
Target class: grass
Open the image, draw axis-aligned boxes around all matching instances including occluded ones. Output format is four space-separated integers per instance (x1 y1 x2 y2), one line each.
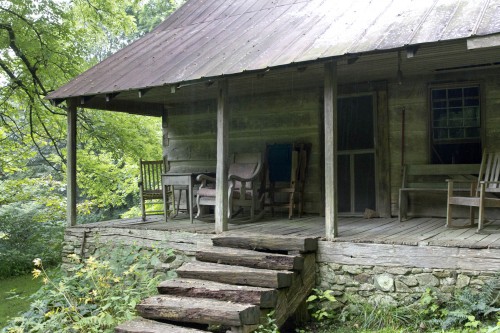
0 274 42 328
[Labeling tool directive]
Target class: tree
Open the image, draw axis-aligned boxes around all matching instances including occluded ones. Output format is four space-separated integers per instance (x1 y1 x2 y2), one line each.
0 0 180 232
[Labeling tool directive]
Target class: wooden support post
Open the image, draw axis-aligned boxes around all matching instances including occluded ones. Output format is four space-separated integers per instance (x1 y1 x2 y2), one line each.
161 107 169 171
215 79 229 233
67 99 77 226
324 61 338 240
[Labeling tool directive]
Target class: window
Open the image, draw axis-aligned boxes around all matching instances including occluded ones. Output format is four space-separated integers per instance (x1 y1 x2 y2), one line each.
430 85 482 164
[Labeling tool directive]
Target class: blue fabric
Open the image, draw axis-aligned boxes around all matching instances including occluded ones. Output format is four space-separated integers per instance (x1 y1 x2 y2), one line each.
268 144 292 182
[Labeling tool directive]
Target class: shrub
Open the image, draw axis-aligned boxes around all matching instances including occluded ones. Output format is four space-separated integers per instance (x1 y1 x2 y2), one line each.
0 203 64 278
2 243 171 333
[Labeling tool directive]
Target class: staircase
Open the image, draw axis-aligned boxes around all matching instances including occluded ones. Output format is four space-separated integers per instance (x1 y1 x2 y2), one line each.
115 234 318 333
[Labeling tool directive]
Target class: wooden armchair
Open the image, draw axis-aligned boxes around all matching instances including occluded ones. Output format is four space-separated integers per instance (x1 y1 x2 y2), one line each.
196 153 264 221
139 159 168 221
446 150 500 231
263 143 310 219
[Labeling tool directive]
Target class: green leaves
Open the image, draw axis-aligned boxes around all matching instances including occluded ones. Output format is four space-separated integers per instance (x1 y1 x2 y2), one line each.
2 244 170 332
1 0 176 225
306 289 338 321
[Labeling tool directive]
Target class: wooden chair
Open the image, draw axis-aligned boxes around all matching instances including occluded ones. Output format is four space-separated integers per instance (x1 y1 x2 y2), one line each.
446 150 500 231
196 153 264 221
263 143 310 219
139 159 168 221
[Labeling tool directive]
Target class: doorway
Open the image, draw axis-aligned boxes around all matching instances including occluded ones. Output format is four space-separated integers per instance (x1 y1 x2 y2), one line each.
337 95 377 214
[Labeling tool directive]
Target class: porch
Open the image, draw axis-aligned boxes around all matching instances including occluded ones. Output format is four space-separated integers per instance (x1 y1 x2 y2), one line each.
74 214 500 249
64 213 500 314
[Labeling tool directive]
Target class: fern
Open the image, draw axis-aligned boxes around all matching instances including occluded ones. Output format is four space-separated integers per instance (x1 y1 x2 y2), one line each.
433 276 500 330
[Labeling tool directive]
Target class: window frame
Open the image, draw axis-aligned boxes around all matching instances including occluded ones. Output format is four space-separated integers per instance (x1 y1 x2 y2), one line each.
428 82 483 164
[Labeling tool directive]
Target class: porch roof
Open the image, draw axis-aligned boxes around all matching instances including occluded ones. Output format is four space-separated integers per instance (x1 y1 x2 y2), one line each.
48 0 500 103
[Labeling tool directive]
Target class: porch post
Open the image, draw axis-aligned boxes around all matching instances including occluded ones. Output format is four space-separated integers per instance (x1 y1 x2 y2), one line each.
67 99 77 226
215 79 229 233
324 61 338 240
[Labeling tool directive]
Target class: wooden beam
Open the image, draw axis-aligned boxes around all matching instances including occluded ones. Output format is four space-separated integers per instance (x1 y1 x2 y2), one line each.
324 61 338 240
67 99 78 226
80 98 164 117
215 79 229 233
105 93 119 102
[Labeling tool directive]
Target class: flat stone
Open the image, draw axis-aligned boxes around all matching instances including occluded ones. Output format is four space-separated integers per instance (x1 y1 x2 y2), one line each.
470 279 484 286
395 281 413 293
358 283 375 292
415 274 439 287
399 275 418 287
335 275 359 286
353 273 372 284
372 267 387 274
456 274 471 289
374 274 394 292
433 270 453 278
440 277 456 286
342 265 363 275
386 267 411 275
440 286 455 293
328 263 342 270
358 290 375 297
331 284 345 291
331 290 344 296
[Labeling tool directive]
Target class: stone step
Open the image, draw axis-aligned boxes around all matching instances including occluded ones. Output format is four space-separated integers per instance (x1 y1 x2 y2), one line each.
157 278 277 308
136 295 261 327
177 261 293 288
212 233 318 253
115 317 208 333
196 245 304 271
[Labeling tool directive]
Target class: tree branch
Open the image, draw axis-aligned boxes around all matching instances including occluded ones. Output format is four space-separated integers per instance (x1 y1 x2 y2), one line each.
0 23 48 95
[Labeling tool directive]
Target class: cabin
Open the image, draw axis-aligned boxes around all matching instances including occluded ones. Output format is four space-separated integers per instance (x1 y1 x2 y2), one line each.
48 1 500 332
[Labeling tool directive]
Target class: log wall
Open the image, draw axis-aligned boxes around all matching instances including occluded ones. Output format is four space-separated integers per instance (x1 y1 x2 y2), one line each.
388 67 500 217
163 66 500 218
164 88 324 214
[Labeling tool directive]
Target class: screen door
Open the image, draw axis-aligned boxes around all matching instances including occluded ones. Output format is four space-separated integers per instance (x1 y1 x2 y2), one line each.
337 95 376 214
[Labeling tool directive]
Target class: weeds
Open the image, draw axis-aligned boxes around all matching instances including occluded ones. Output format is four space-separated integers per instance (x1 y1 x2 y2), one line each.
2 243 172 333
303 276 500 333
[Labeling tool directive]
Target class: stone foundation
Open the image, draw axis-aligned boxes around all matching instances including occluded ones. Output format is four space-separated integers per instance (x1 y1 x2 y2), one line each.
316 263 496 305
61 227 499 306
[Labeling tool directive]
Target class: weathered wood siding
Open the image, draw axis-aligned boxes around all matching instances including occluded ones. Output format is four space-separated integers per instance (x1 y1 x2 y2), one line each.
388 67 500 217
163 65 500 218
164 88 323 214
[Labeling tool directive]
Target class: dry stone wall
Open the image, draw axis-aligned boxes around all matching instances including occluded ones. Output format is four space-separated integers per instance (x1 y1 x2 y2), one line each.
317 262 496 305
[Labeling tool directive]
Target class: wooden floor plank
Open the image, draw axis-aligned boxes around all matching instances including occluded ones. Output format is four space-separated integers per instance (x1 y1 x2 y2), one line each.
74 214 500 249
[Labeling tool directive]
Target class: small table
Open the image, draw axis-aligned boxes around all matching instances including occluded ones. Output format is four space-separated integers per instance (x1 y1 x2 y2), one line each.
162 173 196 223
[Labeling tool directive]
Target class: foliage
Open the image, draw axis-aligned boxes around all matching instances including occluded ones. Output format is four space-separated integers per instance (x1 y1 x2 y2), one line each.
0 203 64 278
421 278 500 331
306 288 338 321
2 243 172 332
0 0 171 220
255 310 280 333
301 281 500 333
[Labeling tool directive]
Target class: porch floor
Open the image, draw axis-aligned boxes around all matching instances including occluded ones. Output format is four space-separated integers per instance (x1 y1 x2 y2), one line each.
76 213 500 249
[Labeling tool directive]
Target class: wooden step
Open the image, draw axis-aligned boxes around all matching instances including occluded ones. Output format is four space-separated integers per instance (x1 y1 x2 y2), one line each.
212 234 318 253
177 261 294 288
115 317 207 333
157 278 277 308
136 295 261 327
196 245 304 270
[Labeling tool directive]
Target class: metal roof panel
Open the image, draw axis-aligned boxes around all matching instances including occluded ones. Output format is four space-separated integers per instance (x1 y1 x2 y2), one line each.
48 0 500 100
